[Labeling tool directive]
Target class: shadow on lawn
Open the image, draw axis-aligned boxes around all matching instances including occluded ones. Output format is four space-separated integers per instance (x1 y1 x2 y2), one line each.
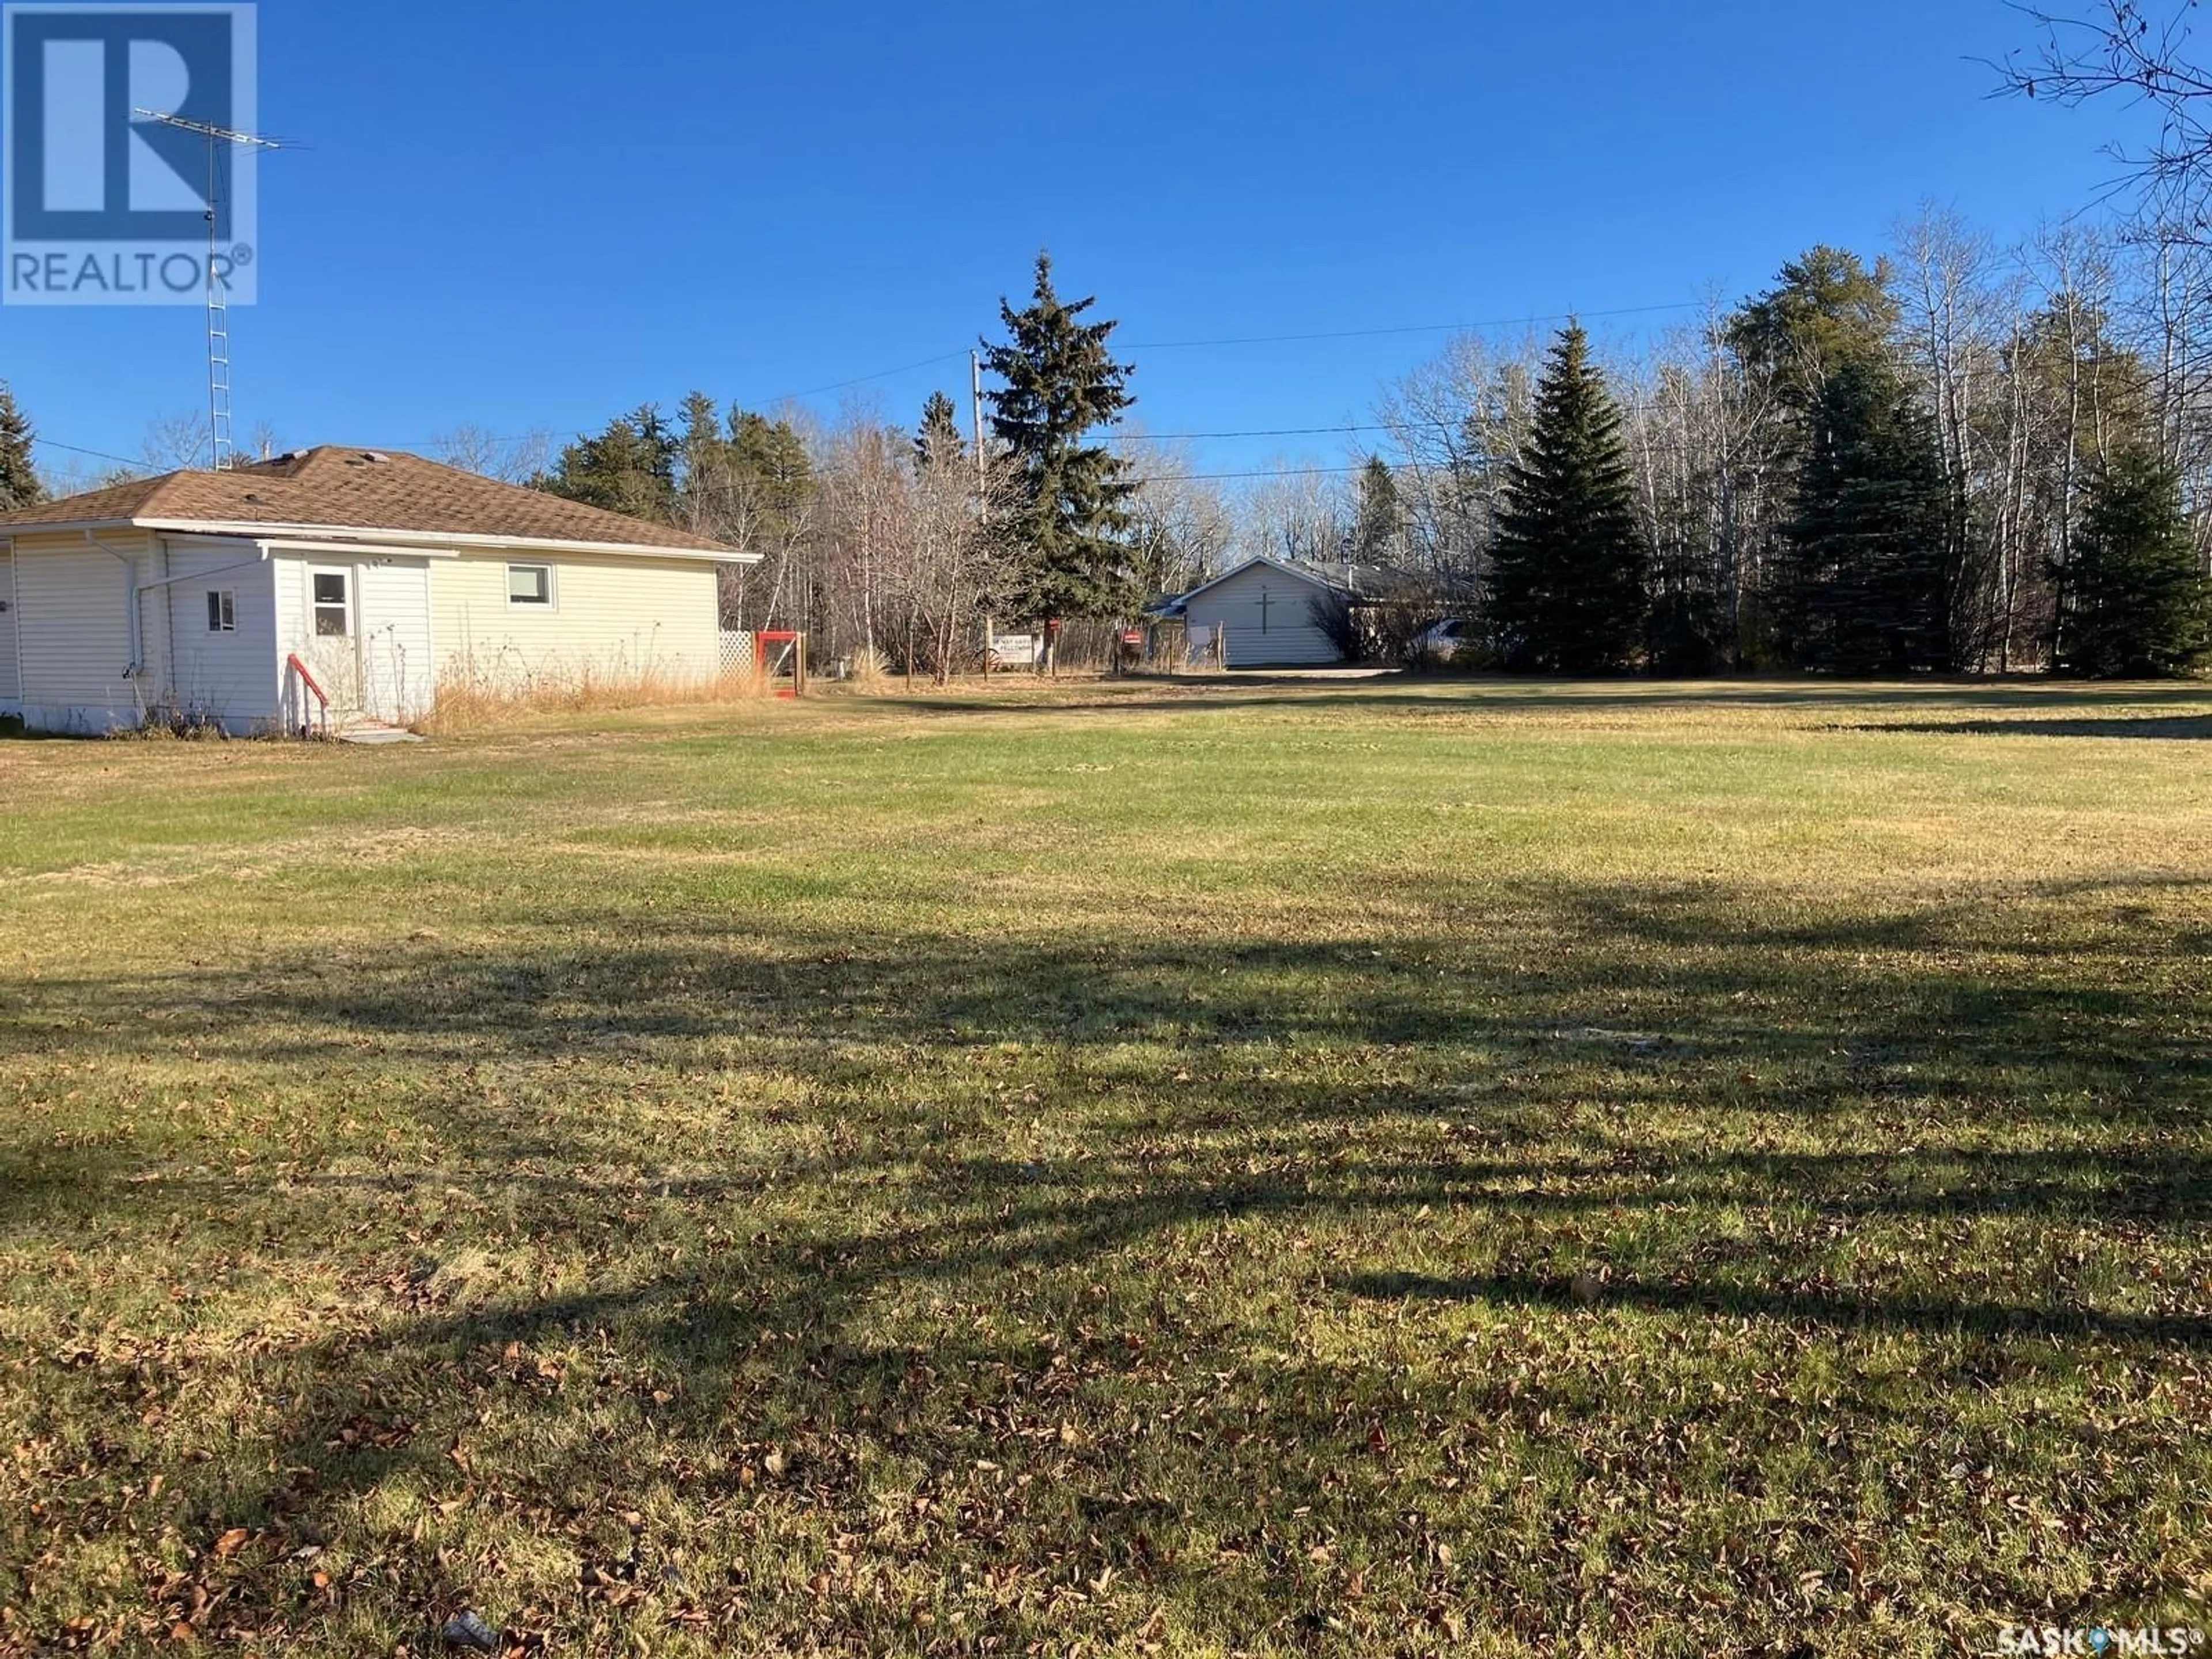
5 873 2211 1643
891 677 2212 722
1850 714 2212 740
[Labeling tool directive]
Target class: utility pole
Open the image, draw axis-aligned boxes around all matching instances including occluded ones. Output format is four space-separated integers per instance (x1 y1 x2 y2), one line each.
973 350 990 677
969 349 986 495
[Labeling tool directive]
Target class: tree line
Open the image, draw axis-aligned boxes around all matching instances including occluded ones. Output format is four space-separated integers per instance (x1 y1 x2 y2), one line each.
519 220 2212 679
8 227 2211 680
518 253 1155 678
1363 218 2212 677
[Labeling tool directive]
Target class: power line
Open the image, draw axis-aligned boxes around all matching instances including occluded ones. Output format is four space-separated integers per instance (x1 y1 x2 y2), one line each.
32 436 145 468
730 301 1705 409
752 349 974 407
1104 420 1426 444
1176 462 1373 482
1121 300 1703 351
40 298 1711 469
377 298 1710 448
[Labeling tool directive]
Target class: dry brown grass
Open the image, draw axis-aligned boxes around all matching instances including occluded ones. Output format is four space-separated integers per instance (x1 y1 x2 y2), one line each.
412 663 772 734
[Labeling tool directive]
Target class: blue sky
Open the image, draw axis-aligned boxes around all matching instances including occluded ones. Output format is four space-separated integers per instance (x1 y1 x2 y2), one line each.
1 0 2164 482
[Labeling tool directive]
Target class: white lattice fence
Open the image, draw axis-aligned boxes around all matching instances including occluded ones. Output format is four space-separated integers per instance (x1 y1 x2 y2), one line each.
718 630 755 675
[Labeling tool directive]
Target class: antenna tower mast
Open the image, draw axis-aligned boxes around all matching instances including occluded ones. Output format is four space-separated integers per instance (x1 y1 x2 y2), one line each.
132 109 281 469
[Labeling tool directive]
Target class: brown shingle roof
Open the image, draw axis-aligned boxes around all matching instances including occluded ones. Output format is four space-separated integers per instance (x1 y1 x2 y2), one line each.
0 446 744 556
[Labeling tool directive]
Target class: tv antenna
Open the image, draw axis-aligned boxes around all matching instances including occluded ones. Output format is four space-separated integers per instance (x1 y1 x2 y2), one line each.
132 109 282 469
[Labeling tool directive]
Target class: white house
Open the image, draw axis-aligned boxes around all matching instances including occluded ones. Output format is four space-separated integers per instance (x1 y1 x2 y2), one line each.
0 447 755 734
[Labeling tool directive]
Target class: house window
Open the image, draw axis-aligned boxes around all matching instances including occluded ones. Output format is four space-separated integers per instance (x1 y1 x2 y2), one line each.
507 563 554 608
206 589 236 633
312 571 351 637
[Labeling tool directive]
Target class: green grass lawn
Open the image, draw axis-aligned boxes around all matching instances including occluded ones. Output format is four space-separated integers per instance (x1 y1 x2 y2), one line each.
3 677 2211 1657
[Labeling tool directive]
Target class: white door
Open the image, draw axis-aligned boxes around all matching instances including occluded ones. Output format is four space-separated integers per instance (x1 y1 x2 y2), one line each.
355 561 433 724
0 559 17 704
287 558 437 727
298 566 364 714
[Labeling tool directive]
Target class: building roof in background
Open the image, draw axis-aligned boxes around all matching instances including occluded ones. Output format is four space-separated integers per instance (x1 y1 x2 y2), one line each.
1160 556 1458 614
0 446 747 559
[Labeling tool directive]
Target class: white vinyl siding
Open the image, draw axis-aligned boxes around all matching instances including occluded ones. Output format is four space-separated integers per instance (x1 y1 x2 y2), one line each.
356 560 435 723
1183 562 1342 667
275 553 437 725
10 528 150 730
162 541 280 726
0 555 17 706
432 550 718 691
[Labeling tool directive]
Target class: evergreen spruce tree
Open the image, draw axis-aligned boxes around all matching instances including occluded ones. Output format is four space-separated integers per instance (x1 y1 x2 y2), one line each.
1488 324 1649 672
676 391 729 527
715 408 816 570
2058 445 2212 677
1780 356 1953 672
915 391 967 474
1725 247 1902 664
540 406 679 523
0 381 46 511
1350 456 1403 564
982 254 1137 620
1726 247 1900 419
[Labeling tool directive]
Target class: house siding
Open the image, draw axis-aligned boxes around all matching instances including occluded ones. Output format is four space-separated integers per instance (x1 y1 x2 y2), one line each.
356 560 436 723
162 540 282 727
274 552 438 725
430 550 719 691
10 528 153 731
1183 562 1342 666
0 554 17 707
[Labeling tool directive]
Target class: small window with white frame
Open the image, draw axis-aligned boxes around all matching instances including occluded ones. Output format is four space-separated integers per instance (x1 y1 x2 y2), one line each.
206 589 236 633
311 570 351 637
507 562 554 608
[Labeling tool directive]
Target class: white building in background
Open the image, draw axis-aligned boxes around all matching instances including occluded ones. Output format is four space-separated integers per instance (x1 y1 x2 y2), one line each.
1174 558 1349 667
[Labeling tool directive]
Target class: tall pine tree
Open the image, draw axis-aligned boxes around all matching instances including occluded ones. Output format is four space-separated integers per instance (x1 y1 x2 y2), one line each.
1726 247 1902 664
982 254 1137 620
1780 355 1953 672
1488 324 1649 672
539 406 680 523
1350 456 1403 565
2058 445 2212 677
1726 247 1900 419
916 390 967 474
0 381 46 510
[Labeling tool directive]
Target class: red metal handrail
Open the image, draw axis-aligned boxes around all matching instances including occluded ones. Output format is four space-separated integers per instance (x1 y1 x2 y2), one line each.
286 653 330 737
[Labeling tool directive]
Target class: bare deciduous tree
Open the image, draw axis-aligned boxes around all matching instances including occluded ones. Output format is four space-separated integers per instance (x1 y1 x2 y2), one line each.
1123 437 1236 597
1371 331 1543 593
1999 1 2212 237
1232 463 1351 566
139 411 211 472
429 424 554 483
